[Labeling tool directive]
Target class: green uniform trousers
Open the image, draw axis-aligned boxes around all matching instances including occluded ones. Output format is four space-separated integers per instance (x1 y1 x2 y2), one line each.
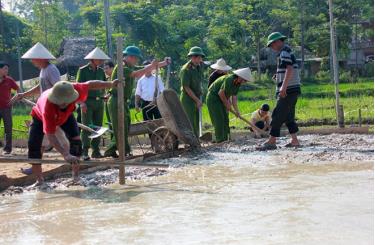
81 99 104 152
206 92 229 142
181 92 199 137
107 96 131 154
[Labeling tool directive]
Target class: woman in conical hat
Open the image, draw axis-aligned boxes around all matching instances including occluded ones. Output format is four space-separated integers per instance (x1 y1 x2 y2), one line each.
208 58 232 88
11 42 60 102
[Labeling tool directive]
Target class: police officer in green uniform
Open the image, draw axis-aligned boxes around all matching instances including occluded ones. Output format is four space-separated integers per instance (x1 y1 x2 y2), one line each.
104 45 171 156
76 47 110 160
180 46 205 137
206 68 252 143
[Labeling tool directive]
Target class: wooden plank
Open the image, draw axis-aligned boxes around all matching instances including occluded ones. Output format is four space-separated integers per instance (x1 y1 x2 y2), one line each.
116 37 126 184
0 157 169 168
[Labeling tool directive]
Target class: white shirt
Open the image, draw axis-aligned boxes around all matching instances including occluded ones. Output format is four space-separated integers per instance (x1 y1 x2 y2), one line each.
135 74 165 102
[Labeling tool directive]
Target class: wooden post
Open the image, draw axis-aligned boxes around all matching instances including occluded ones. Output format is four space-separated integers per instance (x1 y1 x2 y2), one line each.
116 37 126 185
358 109 362 127
338 105 345 128
328 0 343 128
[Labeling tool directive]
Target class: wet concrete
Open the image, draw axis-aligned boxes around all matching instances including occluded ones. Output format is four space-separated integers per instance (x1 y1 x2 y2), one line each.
0 134 373 244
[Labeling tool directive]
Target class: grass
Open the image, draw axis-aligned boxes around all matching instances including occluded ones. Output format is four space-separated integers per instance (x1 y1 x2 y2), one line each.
1 79 373 140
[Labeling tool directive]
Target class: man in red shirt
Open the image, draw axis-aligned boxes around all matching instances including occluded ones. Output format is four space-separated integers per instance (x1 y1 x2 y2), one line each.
29 79 119 184
0 62 20 154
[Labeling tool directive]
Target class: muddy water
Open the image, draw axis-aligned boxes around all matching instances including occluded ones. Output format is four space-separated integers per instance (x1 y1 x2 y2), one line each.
0 135 373 245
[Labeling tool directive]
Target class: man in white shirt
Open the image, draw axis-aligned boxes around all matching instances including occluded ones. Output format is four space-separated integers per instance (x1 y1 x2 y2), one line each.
135 60 165 121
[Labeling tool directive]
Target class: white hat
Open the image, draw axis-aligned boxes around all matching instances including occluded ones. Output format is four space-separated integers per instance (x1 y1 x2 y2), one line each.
21 42 56 59
210 58 232 71
233 67 253 82
84 47 110 60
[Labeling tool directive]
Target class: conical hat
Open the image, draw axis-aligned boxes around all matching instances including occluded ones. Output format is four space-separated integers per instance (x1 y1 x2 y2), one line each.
21 42 56 59
84 47 110 60
210 58 232 71
233 67 253 82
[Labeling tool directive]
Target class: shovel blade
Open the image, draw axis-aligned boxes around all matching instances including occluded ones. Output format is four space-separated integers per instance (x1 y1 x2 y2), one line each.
88 127 108 139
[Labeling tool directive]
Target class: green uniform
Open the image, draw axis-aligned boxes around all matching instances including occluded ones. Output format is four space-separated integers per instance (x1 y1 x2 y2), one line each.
206 74 240 142
105 62 140 155
180 60 204 137
76 64 106 154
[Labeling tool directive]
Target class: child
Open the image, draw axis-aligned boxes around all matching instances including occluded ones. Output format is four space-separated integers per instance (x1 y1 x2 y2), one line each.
250 104 271 132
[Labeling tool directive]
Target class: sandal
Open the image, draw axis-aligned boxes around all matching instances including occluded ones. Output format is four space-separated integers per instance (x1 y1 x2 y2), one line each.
256 143 277 151
284 143 302 148
20 167 33 175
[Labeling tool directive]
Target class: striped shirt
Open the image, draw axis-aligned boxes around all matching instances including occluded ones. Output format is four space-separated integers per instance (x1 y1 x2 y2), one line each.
276 45 301 94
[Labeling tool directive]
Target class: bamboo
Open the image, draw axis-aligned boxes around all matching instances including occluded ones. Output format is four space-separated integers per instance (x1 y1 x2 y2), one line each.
116 37 126 184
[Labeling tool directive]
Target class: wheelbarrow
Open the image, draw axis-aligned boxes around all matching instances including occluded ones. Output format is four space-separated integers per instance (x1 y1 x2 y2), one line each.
128 89 200 153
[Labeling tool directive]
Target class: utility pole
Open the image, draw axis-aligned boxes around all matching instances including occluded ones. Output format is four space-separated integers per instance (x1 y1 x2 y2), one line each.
328 0 344 127
104 0 113 58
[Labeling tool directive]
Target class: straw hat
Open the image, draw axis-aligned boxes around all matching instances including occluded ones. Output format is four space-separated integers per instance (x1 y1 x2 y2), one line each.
47 81 79 105
21 42 56 59
210 58 232 71
233 67 253 82
84 47 110 60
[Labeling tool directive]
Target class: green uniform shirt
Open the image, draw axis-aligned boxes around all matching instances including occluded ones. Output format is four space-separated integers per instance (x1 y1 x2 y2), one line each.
111 62 143 101
208 74 240 98
180 60 204 97
76 63 106 98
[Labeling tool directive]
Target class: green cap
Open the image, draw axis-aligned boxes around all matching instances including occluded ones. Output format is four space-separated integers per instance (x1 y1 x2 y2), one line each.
267 32 287 47
187 46 205 57
123 45 143 58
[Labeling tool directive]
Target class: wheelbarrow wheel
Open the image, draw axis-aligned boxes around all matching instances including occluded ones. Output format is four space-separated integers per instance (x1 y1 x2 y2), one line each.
150 127 178 153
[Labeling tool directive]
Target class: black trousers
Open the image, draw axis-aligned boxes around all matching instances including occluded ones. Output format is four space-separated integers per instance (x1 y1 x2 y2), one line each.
28 115 80 159
140 99 162 121
270 92 299 137
0 108 13 152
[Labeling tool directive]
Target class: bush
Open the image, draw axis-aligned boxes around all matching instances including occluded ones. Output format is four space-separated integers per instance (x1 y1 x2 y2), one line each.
315 70 331 82
339 71 353 83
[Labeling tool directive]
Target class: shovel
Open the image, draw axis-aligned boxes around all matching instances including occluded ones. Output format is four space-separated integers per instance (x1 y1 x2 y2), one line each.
21 98 108 139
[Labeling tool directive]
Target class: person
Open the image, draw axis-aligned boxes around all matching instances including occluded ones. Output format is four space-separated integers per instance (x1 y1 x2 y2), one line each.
76 47 109 160
250 104 271 132
28 79 119 185
102 60 118 158
10 43 63 174
103 60 115 78
0 62 20 154
180 46 205 137
104 45 170 157
135 60 164 121
257 32 301 151
206 68 252 143
208 58 232 88
12 42 60 101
